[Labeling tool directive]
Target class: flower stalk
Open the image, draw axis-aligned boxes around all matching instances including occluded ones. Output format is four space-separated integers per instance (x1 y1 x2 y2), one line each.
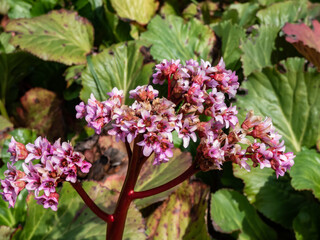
71 181 113 223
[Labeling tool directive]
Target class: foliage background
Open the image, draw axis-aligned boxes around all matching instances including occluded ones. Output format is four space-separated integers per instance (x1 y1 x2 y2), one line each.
0 0 320 239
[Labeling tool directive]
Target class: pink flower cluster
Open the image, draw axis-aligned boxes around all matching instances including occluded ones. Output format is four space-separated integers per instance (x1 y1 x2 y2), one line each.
76 58 294 177
1 137 91 210
242 111 295 177
76 85 197 165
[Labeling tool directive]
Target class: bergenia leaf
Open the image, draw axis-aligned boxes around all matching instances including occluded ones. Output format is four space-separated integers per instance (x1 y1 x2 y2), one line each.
141 15 216 62
283 20 320 71
290 148 320 200
256 0 307 30
212 20 245 70
146 181 210 240
80 41 154 103
211 189 276 239
236 58 320 152
17 88 64 140
233 164 306 228
110 0 159 25
6 9 94 65
240 25 279 76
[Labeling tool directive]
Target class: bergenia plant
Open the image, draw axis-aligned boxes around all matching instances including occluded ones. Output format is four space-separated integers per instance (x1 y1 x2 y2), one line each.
1 58 295 239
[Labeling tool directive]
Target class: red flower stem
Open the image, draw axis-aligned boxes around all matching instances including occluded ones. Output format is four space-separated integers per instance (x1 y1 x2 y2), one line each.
106 136 144 240
125 140 132 161
71 181 113 223
132 163 199 199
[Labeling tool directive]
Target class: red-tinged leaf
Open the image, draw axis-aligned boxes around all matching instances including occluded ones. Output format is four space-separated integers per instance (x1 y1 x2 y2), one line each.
283 20 320 70
146 181 210 240
17 88 64 140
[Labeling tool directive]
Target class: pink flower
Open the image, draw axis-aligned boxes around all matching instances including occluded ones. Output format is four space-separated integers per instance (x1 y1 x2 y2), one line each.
7 137 28 163
35 192 59 211
177 119 198 148
137 133 160 157
129 85 159 102
25 136 50 163
153 138 174 165
75 102 86 119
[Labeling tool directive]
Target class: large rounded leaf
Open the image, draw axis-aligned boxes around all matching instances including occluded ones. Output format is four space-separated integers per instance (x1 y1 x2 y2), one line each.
80 41 154 103
141 15 216 62
110 0 158 25
14 181 145 240
236 58 320 153
290 148 320 200
146 181 210 240
211 189 276 240
6 9 94 65
233 164 306 228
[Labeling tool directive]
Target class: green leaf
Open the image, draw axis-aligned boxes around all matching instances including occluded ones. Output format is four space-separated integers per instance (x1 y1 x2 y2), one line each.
80 41 154 103
0 116 13 132
236 58 320 153
141 15 216 62
240 25 279 76
233 164 306 228
0 33 15 54
256 0 307 30
212 20 245 70
146 181 210 239
293 202 320 240
6 9 94 65
6 0 32 19
211 189 276 240
110 0 158 25
14 181 145 240
17 88 64 140
0 189 28 228
134 149 192 209
290 148 320 200
221 2 259 27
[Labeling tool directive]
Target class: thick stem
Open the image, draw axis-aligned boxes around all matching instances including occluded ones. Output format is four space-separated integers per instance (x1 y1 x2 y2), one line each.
125 141 132 161
132 163 199 199
71 181 113 223
106 136 144 240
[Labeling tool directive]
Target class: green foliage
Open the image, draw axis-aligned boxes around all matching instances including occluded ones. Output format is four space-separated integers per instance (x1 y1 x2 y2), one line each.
146 181 210 239
241 25 279 76
256 0 307 29
141 15 215 62
80 41 154 103
233 164 307 228
290 148 320 200
212 20 245 70
110 0 159 25
6 10 94 65
211 189 277 239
